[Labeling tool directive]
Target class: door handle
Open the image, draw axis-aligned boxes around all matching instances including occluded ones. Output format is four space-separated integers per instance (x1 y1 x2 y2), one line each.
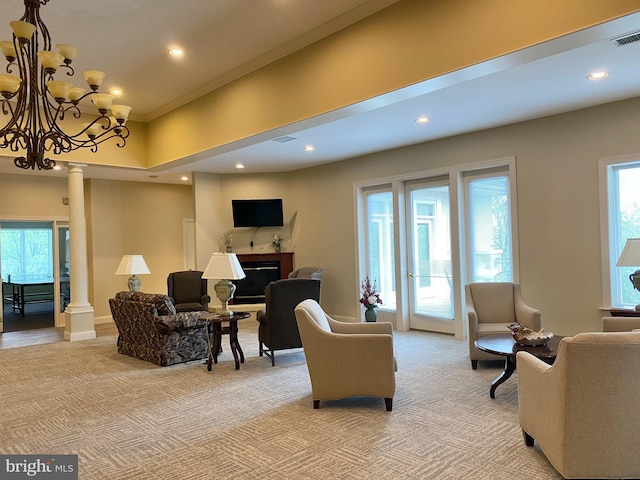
408 272 414 278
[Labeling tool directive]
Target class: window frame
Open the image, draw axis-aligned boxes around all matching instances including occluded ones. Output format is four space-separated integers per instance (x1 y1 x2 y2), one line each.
599 154 640 308
355 156 518 335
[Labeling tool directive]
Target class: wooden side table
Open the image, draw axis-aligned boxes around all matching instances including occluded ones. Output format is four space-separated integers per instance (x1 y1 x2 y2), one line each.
475 334 564 398
201 311 251 370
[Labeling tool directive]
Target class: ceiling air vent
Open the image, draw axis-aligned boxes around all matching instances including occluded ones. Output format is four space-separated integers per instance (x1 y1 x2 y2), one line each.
272 135 297 143
612 32 640 46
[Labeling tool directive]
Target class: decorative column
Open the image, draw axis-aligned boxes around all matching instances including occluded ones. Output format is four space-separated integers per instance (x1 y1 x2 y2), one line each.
64 163 96 341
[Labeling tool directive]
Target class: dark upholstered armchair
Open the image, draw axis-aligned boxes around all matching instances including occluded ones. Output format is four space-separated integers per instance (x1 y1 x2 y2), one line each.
288 267 323 280
257 278 321 366
167 270 210 312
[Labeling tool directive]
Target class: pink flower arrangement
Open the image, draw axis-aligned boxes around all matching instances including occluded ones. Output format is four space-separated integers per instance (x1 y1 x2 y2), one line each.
360 276 383 308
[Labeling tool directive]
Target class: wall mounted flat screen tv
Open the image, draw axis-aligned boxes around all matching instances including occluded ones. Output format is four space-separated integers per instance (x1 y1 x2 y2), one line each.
232 199 284 227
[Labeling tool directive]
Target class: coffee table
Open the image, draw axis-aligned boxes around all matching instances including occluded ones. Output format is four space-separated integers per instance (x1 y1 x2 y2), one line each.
201 311 251 371
474 334 564 398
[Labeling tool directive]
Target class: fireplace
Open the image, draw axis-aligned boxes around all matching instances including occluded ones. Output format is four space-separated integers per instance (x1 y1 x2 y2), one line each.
233 253 294 304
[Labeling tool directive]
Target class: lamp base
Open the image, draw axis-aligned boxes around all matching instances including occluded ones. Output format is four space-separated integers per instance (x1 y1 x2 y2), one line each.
214 279 236 316
128 274 141 292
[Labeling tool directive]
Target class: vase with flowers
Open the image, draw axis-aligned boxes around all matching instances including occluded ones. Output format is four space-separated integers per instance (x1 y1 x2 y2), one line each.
271 234 284 253
360 276 382 322
223 234 233 253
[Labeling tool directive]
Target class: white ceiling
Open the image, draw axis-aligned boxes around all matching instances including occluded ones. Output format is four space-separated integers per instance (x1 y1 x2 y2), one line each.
0 1 639 184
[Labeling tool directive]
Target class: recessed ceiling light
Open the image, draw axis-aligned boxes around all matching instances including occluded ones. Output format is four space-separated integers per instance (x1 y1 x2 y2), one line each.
180 175 189 181
303 145 315 152
110 87 122 96
169 47 184 58
235 163 245 169
415 116 430 124
587 71 610 80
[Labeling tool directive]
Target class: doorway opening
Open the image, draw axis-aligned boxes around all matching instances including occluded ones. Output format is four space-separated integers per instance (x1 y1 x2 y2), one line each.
1 220 69 333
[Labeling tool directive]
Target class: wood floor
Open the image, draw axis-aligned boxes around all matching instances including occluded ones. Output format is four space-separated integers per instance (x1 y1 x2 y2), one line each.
0 323 117 350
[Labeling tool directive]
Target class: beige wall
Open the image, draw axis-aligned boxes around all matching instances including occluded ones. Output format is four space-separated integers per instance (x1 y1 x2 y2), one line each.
0 176 192 322
287 97 640 335
191 96 640 335
2 97 640 336
87 179 193 319
0 174 69 219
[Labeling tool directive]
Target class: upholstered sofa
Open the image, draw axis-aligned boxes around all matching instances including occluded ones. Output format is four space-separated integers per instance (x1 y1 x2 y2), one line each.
108 291 208 366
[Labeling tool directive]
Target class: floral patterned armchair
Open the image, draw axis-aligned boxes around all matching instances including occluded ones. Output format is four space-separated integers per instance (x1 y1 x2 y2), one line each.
108 291 208 366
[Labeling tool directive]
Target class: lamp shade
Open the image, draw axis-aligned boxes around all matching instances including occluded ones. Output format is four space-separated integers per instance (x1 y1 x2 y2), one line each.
115 255 150 275
616 238 640 267
202 253 246 280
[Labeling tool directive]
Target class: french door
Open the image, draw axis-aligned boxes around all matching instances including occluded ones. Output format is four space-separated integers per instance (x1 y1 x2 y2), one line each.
406 179 454 333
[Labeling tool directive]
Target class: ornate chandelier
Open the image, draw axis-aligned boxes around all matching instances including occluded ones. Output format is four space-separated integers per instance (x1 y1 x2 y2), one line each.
0 0 131 170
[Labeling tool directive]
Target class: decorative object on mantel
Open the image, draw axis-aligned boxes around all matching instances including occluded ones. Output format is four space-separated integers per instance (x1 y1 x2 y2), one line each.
115 255 150 292
508 322 554 346
202 252 246 316
223 234 233 253
360 276 382 322
271 234 284 253
616 237 640 310
0 0 132 171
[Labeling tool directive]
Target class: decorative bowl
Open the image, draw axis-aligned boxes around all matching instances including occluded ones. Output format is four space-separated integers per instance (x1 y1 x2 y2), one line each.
508 322 554 346
512 332 554 346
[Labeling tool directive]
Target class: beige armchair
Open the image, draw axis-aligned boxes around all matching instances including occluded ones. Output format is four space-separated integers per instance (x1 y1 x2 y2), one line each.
601 316 640 332
517 332 640 479
466 282 541 369
294 299 396 411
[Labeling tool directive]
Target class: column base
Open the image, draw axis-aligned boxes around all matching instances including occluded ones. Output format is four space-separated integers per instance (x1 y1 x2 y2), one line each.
64 304 96 341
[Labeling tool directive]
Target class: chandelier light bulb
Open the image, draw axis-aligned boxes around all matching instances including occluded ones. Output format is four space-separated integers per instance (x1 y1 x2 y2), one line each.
91 93 114 112
38 50 64 72
68 86 86 102
46 80 72 102
0 73 21 95
56 43 78 63
110 104 132 122
0 41 16 61
9 20 35 41
82 70 106 90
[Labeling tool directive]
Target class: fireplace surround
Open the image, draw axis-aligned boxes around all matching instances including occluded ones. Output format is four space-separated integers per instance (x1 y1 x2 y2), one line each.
233 253 294 304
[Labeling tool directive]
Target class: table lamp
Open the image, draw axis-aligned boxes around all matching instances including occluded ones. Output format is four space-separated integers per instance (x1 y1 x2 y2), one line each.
616 238 640 310
202 252 246 316
115 255 151 292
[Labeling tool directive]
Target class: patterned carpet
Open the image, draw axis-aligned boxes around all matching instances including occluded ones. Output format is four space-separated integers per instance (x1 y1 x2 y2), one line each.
0 320 562 479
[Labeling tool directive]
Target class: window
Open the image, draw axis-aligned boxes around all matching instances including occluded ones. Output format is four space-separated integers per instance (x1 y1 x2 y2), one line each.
607 162 640 307
0 222 54 282
466 173 513 282
356 157 517 335
364 188 395 308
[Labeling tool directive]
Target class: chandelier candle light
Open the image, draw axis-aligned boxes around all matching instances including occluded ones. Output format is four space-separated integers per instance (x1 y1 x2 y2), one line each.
0 0 132 170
